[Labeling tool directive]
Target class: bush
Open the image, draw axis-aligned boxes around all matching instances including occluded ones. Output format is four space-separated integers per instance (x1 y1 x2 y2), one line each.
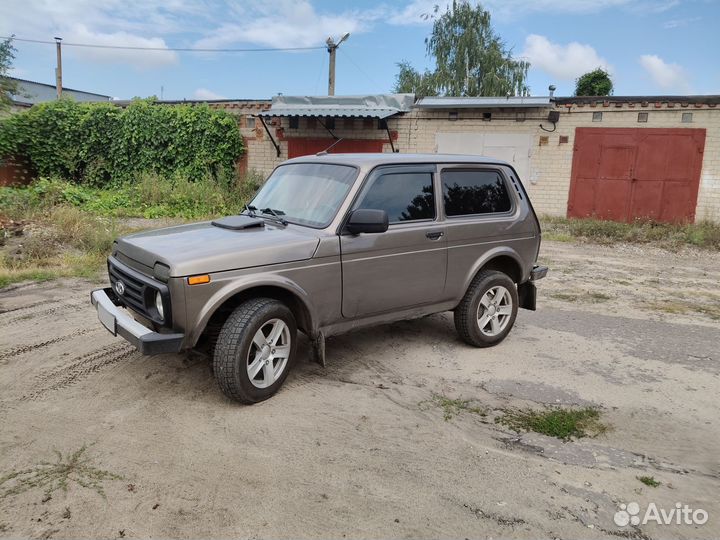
0 98 244 186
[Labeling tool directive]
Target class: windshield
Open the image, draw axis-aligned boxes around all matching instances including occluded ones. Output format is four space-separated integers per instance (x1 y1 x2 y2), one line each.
249 163 359 228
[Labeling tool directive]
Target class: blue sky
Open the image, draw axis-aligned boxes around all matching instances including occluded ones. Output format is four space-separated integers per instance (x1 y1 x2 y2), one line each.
2 0 718 100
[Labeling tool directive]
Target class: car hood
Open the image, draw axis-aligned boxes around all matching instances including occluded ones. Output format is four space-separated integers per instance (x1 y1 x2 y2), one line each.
113 220 321 277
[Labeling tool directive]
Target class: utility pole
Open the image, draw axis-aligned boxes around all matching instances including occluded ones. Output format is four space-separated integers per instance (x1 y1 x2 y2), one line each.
326 33 350 96
54 37 63 99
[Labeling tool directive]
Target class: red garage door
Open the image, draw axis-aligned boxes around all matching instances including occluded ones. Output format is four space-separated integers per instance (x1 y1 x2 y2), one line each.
568 128 706 223
287 138 385 159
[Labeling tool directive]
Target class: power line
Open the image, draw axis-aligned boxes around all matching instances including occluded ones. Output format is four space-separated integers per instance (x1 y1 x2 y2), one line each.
1 35 325 53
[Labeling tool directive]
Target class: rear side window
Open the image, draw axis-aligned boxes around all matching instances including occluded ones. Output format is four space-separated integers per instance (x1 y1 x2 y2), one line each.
357 172 435 223
441 169 512 216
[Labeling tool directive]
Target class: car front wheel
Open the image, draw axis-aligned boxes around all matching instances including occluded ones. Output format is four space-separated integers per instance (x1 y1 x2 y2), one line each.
454 270 518 347
213 298 297 404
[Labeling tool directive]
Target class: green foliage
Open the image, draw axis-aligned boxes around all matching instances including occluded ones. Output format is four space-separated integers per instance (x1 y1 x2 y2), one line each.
419 393 487 421
637 475 661 488
0 174 261 221
0 98 244 185
394 1 529 97
496 407 607 440
0 37 19 111
574 68 613 96
394 61 437 98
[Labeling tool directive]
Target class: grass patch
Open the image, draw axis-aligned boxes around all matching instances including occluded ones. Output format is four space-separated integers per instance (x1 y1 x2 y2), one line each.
637 475 661 488
495 407 607 440
643 300 720 320
550 290 612 303
1 206 132 288
541 216 720 251
550 292 581 302
0 444 123 500
419 394 487 421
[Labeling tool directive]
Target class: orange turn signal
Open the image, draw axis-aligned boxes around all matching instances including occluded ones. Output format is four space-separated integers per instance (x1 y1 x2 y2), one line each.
187 274 211 285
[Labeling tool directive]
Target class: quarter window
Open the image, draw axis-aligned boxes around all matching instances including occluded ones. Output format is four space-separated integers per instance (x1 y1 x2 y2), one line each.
357 172 435 223
442 169 512 216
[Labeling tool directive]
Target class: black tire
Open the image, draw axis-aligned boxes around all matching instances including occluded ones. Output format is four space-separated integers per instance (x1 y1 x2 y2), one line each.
454 270 519 347
213 298 297 404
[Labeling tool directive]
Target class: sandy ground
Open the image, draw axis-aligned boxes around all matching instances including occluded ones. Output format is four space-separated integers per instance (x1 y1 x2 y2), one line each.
0 239 718 540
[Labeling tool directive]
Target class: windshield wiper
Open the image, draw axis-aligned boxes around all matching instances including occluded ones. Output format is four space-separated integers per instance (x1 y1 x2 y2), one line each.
260 207 288 226
243 204 258 217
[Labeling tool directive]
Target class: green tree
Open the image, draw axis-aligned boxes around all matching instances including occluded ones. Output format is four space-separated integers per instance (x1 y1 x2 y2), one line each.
574 68 613 96
393 1 529 97
1 37 19 111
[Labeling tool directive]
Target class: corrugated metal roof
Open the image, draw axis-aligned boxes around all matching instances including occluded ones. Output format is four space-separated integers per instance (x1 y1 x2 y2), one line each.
415 96 551 109
259 94 414 118
9 77 111 105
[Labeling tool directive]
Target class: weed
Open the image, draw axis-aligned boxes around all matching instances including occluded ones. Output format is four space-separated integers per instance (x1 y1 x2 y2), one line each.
419 394 487 421
637 475 661 488
495 407 607 440
0 444 123 500
588 291 612 302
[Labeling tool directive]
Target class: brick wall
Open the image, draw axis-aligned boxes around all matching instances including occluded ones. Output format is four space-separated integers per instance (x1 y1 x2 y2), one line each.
219 99 720 222
397 103 720 221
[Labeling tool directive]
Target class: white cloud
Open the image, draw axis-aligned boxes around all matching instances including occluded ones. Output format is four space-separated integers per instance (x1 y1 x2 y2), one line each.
386 0 649 24
193 88 227 100
65 25 178 68
520 34 611 81
0 0 197 68
663 16 700 29
193 1 372 50
639 54 690 92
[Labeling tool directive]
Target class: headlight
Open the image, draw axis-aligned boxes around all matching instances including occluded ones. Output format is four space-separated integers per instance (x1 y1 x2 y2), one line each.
155 291 164 321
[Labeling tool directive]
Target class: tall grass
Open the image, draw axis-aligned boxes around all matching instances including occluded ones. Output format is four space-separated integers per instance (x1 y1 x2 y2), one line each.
0 171 264 288
541 216 720 250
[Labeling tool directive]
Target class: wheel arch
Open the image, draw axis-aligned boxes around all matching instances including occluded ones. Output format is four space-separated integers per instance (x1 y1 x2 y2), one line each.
462 248 525 295
189 279 316 348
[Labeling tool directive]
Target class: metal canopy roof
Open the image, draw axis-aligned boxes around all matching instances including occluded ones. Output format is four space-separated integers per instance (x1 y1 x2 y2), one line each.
259 94 414 118
415 96 551 109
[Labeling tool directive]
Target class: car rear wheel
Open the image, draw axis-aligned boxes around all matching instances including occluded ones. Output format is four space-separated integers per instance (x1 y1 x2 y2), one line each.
454 270 518 347
213 298 297 404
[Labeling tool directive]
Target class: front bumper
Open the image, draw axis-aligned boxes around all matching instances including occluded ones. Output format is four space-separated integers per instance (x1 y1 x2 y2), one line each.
91 288 184 355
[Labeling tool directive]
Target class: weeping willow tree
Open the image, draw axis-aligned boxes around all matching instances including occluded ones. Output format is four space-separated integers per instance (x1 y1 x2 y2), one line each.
393 1 530 97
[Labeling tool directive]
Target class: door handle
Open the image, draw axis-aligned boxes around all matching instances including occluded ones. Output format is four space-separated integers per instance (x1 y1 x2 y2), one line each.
426 231 444 240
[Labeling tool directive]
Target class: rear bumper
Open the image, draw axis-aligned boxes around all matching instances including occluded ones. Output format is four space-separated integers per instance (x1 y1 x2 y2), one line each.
91 288 184 355
530 264 549 281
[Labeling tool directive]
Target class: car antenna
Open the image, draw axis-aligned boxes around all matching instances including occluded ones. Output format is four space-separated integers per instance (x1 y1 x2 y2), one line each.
316 138 344 156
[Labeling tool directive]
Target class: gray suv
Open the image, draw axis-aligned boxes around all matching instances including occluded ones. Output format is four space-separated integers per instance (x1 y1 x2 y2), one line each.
91 154 547 403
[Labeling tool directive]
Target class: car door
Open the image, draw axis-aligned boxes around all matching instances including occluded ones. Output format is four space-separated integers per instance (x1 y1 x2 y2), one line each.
340 165 447 318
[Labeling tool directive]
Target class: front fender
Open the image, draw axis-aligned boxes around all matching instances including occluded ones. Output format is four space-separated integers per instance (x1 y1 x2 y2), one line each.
185 273 317 348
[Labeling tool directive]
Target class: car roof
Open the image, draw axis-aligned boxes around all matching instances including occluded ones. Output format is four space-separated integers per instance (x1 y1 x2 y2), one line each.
284 153 510 168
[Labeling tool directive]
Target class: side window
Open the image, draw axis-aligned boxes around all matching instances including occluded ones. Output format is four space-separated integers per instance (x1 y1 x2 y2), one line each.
441 169 512 216
357 172 435 223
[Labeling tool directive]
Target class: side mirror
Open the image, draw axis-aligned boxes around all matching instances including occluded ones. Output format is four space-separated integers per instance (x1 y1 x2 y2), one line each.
345 209 389 234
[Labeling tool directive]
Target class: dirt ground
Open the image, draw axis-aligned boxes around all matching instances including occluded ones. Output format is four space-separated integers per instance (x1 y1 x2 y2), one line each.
0 239 718 539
